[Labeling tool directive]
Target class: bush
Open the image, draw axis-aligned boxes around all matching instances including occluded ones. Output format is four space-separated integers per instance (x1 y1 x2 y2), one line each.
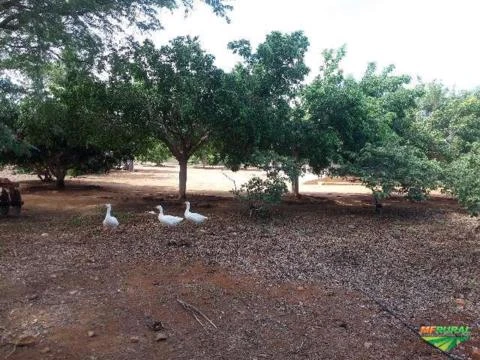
232 172 288 217
444 149 480 216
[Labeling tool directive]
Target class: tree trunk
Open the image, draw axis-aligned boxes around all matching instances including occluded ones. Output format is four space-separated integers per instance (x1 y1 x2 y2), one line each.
291 150 301 198
374 196 383 214
126 159 134 172
178 157 188 200
292 176 300 198
55 174 66 189
53 167 67 189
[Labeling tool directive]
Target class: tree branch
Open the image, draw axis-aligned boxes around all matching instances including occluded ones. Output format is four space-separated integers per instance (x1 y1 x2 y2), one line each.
0 0 21 11
0 13 18 29
190 131 210 155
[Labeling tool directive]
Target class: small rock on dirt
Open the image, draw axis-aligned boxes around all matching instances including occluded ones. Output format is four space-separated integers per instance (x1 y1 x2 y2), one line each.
27 294 39 301
40 347 51 354
455 298 466 308
87 330 96 337
130 336 140 343
16 334 37 347
155 332 168 341
337 321 348 329
146 320 164 332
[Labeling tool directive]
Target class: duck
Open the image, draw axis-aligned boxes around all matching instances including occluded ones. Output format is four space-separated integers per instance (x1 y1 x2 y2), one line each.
156 205 183 226
184 201 208 224
103 204 119 229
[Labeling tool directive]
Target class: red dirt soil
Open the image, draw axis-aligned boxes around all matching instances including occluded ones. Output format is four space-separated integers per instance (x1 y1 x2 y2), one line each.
0 168 479 359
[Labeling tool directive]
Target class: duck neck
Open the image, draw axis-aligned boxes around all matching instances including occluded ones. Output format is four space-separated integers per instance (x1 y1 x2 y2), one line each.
106 207 111 217
158 207 164 216
185 203 190 214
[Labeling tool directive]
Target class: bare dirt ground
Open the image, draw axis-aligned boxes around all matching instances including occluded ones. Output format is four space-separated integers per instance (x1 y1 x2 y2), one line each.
0 165 479 359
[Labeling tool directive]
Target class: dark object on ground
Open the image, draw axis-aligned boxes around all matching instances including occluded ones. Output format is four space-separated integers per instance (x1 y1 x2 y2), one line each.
374 197 383 214
0 178 23 216
0 188 9 215
146 319 164 332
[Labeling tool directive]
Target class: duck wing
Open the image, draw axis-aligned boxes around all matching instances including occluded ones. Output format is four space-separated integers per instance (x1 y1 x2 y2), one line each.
162 215 183 225
187 212 207 223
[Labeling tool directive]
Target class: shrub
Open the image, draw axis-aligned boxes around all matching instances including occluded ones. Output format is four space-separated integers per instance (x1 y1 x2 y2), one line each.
232 172 288 217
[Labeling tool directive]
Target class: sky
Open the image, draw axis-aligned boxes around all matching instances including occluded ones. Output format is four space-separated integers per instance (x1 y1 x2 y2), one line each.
146 0 480 90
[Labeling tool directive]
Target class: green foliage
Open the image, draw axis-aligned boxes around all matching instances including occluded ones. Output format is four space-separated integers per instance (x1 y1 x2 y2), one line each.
444 147 480 215
244 150 304 183
12 50 123 186
411 84 480 214
0 0 231 76
342 141 441 201
119 36 223 156
220 31 310 168
111 36 226 198
0 78 28 164
233 172 288 207
137 141 171 166
189 144 222 166
411 85 480 162
303 47 377 173
307 56 436 203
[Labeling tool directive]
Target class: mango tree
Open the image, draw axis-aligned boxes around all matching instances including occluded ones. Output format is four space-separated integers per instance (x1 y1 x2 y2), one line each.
113 37 225 199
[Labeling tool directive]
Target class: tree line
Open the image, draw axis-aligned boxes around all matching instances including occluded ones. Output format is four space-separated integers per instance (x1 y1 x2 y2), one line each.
1 0 479 214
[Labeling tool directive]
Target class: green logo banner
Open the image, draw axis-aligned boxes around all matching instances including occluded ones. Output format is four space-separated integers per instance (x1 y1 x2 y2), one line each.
419 326 471 352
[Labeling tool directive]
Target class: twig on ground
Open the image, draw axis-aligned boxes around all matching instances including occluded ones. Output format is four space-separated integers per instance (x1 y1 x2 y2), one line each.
192 312 209 333
177 298 217 332
4 344 17 359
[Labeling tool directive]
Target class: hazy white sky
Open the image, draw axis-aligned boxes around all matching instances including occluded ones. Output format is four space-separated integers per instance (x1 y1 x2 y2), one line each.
147 0 479 90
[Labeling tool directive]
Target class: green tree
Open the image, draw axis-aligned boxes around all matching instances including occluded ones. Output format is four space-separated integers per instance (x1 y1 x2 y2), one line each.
445 146 480 215
0 0 231 74
219 31 311 197
14 51 117 188
350 67 443 204
416 86 480 214
344 140 441 203
345 65 441 204
115 37 225 199
303 47 371 182
0 78 26 163
305 50 441 205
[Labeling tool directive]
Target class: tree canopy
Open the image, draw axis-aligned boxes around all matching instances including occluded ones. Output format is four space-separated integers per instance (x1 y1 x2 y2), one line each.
2 13 480 213
111 36 225 198
0 0 231 73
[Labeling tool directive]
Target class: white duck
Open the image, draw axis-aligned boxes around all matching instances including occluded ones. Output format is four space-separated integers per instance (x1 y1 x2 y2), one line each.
156 205 183 226
184 201 208 224
103 204 119 229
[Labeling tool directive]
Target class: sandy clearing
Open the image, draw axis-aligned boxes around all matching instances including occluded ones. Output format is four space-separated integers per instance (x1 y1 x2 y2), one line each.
1 162 372 195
